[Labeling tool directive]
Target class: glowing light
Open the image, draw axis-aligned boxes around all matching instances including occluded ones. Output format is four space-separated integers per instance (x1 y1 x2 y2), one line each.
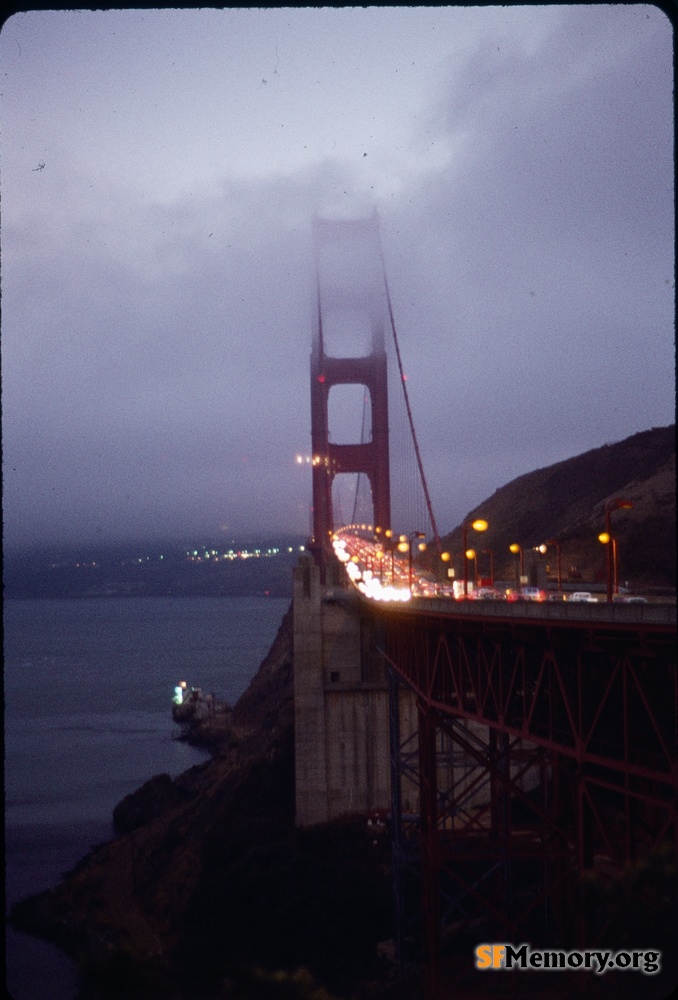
346 561 362 581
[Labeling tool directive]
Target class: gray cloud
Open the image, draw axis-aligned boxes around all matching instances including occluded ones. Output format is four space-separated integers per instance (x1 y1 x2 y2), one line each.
1 7 673 547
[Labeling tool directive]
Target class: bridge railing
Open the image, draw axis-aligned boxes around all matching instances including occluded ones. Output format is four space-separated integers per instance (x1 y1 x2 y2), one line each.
400 595 677 627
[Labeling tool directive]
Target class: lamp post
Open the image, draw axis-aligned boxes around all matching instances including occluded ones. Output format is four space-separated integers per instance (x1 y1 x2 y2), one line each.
601 498 633 602
509 543 524 590
384 529 394 584
598 533 620 597
396 535 409 586
440 550 451 583
407 531 427 592
375 547 385 583
462 519 488 597
373 527 383 583
481 548 494 586
543 538 562 593
465 548 478 588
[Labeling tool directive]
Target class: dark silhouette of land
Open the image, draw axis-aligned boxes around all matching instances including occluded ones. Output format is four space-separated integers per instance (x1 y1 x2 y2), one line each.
441 425 675 591
7 425 677 999
5 426 676 600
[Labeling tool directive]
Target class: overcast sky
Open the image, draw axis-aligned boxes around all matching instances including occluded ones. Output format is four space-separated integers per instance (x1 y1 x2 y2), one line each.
1 6 674 549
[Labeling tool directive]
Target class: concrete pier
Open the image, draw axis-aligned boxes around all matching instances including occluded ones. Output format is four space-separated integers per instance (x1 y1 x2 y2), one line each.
292 556 538 829
293 555 397 826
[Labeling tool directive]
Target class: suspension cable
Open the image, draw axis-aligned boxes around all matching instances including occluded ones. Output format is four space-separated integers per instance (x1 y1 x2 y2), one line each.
380 259 442 556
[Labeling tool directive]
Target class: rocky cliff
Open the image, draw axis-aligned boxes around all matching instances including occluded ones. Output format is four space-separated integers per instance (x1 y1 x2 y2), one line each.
10 607 399 1000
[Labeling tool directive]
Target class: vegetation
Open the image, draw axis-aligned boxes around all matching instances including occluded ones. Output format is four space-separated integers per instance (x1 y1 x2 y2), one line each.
440 425 675 589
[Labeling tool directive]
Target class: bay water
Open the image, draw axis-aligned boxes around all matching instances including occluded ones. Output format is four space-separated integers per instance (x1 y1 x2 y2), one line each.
4 595 290 1000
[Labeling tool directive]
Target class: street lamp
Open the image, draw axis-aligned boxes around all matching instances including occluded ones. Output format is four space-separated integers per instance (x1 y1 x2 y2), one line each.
601 498 633 603
598 533 620 597
384 529 394 583
480 548 494 586
396 534 409 585
373 526 384 582
509 543 524 589
462 519 488 597
465 548 478 587
408 531 427 592
375 546 385 582
543 538 562 593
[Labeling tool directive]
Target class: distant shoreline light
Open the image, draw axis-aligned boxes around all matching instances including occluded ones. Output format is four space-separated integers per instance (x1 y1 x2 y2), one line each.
34 542 307 570
185 545 305 563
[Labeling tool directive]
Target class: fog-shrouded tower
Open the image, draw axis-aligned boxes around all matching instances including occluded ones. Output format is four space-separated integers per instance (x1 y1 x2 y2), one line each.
309 214 391 571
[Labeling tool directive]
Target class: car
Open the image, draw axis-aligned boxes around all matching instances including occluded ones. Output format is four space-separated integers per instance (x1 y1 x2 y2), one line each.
520 587 546 602
474 587 503 600
547 593 567 602
568 592 599 603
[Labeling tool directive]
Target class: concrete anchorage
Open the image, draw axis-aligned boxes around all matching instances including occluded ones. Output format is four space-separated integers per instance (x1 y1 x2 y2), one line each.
293 555 420 827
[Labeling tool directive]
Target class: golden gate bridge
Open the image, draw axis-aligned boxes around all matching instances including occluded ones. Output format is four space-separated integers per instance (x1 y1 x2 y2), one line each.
303 213 677 998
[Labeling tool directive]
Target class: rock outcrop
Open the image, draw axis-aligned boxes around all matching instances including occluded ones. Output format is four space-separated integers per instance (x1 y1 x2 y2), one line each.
9 605 397 999
112 773 193 835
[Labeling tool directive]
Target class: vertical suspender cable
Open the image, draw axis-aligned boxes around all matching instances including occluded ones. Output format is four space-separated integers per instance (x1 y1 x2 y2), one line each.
351 390 370 525
315 276 333 538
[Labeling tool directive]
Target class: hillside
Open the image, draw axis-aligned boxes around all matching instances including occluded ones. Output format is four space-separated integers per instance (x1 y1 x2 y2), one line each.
439 425 676 590
8 425 676 1000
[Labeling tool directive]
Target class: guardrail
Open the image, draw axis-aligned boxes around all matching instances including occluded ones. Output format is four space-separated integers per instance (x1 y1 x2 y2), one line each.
401 595 677 627
329 582 676 627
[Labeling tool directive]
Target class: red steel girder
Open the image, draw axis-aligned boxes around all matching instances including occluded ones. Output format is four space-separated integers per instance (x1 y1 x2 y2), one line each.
374 603 677 993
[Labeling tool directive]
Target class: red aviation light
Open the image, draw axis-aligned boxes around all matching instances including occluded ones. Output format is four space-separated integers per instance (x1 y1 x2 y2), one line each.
317 374 326 383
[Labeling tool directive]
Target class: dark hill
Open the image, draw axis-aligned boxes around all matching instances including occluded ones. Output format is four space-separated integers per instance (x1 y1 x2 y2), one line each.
9 426 676 1000
439 425 676 590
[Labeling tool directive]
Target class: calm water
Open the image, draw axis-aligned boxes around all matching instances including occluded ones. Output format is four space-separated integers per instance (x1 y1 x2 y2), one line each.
4 595 290 1000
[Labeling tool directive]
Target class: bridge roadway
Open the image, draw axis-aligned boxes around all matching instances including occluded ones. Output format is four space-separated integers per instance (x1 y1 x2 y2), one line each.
328 533 676 816
331 583 676 627
332 525 676 626
327 531 676 987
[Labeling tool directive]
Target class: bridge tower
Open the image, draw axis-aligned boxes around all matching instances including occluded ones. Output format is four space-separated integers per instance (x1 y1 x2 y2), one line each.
310 215 391 570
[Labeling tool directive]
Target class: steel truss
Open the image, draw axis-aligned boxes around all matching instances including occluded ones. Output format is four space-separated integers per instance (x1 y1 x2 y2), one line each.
380 608 677 995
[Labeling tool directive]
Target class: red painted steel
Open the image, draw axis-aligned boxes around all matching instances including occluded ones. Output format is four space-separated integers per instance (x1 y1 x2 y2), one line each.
373 603 677 995
310 217 391 565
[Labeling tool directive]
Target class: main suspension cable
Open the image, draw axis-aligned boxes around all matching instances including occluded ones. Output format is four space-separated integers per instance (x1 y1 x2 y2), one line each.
380 258 442 556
